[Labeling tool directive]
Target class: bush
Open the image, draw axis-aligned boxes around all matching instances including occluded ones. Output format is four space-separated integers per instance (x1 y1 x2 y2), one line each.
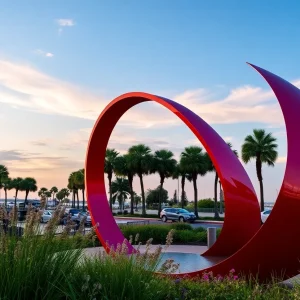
120 225 171 244
197 199 215 208
171 223 193 231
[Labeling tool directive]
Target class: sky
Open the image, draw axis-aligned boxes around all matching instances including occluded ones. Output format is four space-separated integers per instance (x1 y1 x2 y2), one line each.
0 0 299 202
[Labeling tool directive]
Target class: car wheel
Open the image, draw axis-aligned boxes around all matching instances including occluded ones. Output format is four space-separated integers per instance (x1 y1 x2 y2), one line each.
162 215 167 222
179 216 184 222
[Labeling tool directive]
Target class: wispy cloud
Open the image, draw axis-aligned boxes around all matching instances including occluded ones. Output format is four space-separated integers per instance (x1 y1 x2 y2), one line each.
0 59 293 131
34 49 54 58
56 19 75 27
56 19 75 35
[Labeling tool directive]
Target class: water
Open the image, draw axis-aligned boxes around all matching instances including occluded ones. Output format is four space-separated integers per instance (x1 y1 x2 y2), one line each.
157 252 225 273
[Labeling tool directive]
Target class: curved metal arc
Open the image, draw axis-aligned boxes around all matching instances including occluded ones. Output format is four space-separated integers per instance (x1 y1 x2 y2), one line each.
85 91 261 258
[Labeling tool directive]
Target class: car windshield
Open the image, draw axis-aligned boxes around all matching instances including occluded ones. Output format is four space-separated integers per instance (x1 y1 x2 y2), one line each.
178 209 189 213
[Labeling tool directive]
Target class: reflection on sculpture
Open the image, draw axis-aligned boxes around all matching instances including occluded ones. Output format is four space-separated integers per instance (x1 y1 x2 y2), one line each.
85 64 300 281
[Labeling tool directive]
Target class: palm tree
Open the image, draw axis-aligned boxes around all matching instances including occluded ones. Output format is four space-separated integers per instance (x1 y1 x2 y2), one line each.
10 177 24 206
127 144 153 216
2 177 11 207
180 146 208 218
206 143 238 218
114 155 136 214
172 164 189 209
38 187 48 197
153 149 177 216
20 177 38 204
49 186 58 200
0 165 9 188
111 177 130 212
74 169 85 210
68 172 79 208
105 149 119 210
242 129 278 211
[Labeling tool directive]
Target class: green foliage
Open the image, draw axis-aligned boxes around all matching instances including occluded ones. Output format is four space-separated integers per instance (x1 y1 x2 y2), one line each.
120 224 171 244
65 253 176 300
197 199 215 208
170 223 193 231
146 186 169 206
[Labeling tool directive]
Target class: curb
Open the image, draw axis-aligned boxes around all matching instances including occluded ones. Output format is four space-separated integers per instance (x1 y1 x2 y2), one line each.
114 217 224 225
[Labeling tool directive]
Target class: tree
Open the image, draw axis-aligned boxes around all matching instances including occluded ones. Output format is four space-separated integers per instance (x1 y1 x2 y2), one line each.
127 144 153 216
49 186 58 200
68 172 79 208
56 188 70 203
146 186 168 207
10 177 24 206
172 164 189 209
133 192 142 210
205 143 238 219
2 177 11 207
105 149 119 211
242 129 278 211
0 165 9 188
20 177 38 203
111 177 130 211
74 169 85 210
38 187 48 197
172 190 178 204
180 146 208 218
114 155 136 214
153 149 177 216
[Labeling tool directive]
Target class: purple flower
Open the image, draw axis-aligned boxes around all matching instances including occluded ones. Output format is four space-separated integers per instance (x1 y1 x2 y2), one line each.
174 278 181 284
233 275 238 280
229 268 235 273
202 274 209 281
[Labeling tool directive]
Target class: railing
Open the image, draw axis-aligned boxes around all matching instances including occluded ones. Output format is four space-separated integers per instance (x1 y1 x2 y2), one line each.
126 220 150 226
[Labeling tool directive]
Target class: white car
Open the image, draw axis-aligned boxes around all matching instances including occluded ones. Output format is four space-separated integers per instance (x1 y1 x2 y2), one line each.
261 209 272 223
41 210 52 223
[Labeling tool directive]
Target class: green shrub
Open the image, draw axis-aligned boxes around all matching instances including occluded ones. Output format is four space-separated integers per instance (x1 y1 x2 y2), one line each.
171 223 193 231
120 224 171 244
193 226 206 233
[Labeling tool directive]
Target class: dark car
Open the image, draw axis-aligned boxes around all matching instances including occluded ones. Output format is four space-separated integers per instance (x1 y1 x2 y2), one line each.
160 208 196 223
77 211 92 226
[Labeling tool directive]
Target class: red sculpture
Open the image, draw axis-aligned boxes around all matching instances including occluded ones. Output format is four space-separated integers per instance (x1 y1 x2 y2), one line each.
85 63 300 281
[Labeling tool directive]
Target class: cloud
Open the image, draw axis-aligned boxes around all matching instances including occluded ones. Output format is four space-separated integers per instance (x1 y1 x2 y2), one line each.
0 149 83 173
56 19 75 27
31 140 50 147
277 156 287 163
34 49 54 58
0 59 293 131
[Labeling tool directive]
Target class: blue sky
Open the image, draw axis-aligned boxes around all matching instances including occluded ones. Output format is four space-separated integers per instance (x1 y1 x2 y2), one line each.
0 0 298 202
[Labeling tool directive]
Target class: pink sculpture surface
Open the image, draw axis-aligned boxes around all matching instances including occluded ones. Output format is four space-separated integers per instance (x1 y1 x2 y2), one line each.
85 63 300 281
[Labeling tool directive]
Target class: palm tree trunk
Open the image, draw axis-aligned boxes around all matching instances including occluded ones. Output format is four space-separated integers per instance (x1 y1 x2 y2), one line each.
181 175 185 208
72 190 75 208
25 190 29 203
139 174 146 216
192 175 198 218
259 180 264 211
214 173 219 219
158 177 164 217
14 189 18 206
4 188 7 207
128 174 134 215
82 188 85 211
256 156 264 211
76 191 79 209
108 177 113 211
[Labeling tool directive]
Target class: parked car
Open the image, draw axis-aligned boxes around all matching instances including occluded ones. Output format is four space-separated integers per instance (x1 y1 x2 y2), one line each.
41 210 52 223
160 208 196 223
77 211 92 226
261 209 272 223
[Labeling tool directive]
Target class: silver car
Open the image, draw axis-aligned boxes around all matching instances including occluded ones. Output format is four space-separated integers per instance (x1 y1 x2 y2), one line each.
160 208 196 223
41 210 52 223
